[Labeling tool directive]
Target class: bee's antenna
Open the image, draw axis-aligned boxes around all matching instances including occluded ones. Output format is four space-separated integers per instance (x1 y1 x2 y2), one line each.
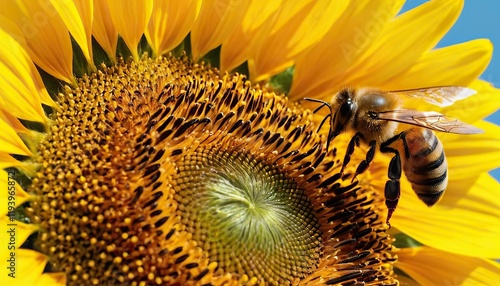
303 97 336 152
316 113 331 133
326 124 334 151
303 97 331 114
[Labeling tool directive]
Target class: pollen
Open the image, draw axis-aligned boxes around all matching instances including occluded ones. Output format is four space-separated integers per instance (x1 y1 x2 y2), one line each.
26 55 397 285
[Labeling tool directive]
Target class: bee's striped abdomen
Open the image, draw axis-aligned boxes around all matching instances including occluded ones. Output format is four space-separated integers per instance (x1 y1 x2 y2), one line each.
402 128 448 206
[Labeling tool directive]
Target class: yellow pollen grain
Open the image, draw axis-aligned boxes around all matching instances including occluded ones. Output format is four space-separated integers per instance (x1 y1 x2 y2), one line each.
79 175 86 183
107 244 116 252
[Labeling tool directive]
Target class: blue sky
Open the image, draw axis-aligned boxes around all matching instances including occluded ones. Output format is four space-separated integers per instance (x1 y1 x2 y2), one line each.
401 0 500 181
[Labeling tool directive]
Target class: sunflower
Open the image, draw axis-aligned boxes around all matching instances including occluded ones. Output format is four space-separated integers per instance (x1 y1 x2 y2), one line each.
0 0 499 285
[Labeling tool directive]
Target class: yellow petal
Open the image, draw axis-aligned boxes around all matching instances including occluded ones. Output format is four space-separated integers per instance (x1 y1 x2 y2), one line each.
50 0 94 65
190 0 251 61
106 0 153 61
0 219 40 285
0 170 31 216
0 32 45 122
35 272 66 286
33 69 58 108
146 0 201 57
344 0 463 87
0 218 37 249
4 0 74 83
0 17 56 110
92 0 118 62
0 15 57 109
0 153 23 170
250 0 348 81
393 173 500 258
0 109 28 134
290 0 404 100
396 275 418 286
0 249 47 284
0 109 33 157
397 246 500 285
220 0 283 72
442 121 500 179
385 39 492 89
0 219 41 284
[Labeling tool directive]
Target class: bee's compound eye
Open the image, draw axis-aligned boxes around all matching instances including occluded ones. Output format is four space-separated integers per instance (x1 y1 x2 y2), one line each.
339 100 353 117
336 88 351 103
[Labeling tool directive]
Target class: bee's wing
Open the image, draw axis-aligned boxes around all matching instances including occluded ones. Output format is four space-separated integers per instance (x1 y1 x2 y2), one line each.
389 86 476 107
376 109 483 134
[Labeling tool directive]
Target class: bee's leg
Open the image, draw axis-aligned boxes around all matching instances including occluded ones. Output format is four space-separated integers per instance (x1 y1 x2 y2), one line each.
384 152 402 227
340 132 363 177
380 133 404 227
351 140 377 183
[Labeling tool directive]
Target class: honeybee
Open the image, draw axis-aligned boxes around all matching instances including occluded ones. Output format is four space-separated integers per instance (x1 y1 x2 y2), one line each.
305 86 483 225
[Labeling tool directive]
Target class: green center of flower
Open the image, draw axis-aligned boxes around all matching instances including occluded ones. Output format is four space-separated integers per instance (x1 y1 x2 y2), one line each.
175 147 322 281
